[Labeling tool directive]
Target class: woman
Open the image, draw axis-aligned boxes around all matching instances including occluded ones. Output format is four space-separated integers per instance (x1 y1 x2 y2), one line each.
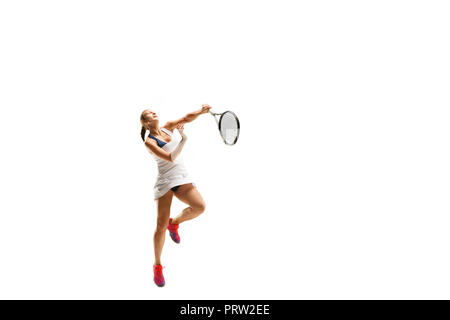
140 104 211 287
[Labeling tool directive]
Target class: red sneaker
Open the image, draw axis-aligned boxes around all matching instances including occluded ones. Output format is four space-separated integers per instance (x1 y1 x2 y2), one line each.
167 218 180 243
153 264 165 287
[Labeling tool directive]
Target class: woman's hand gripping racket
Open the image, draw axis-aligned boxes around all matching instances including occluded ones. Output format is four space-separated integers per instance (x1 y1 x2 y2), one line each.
205 106 240 145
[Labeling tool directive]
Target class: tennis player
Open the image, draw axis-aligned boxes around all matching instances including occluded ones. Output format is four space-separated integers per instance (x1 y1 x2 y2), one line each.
140 104 211 287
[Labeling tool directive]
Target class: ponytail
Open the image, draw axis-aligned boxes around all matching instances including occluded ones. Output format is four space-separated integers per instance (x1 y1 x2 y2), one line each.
140 126 146 142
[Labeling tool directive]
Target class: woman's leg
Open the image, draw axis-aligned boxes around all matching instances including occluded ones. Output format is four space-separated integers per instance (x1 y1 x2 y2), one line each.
154 191 173 265
171 183 206 225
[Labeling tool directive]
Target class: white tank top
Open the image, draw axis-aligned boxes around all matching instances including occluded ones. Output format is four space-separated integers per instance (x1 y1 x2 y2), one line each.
148 127 189 179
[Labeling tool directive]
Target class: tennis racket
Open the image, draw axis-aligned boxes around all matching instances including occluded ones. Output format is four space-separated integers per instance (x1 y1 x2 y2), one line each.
209 109 240 145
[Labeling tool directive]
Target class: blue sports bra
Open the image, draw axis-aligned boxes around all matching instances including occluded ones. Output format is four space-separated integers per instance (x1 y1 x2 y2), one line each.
148 134 167 148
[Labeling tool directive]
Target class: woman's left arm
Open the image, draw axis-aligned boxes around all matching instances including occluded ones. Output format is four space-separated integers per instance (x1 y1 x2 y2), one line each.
163 104 212 131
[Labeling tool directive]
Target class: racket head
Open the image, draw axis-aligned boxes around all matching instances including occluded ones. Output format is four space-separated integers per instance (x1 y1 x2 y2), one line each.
218 111 240 145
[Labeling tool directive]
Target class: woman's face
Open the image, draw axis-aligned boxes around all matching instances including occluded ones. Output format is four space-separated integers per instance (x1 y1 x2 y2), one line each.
142 109 159 126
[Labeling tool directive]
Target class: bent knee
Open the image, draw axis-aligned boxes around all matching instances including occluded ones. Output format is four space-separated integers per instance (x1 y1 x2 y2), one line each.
193 202 206 214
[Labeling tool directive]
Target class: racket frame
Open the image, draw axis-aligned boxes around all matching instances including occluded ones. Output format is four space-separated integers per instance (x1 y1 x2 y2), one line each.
209 110 240 145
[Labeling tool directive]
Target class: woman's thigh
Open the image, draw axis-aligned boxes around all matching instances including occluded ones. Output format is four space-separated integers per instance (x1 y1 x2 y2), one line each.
155 191 173 229
173 183 205 210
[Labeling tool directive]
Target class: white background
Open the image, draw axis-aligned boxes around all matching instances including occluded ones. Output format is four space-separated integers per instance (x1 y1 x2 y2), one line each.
0 0 449 299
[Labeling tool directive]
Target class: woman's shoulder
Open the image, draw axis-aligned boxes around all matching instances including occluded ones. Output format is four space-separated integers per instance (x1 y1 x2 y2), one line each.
161 126 174 134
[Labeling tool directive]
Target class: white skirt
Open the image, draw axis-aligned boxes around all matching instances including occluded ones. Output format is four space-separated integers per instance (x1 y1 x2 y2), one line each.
153 172 196 200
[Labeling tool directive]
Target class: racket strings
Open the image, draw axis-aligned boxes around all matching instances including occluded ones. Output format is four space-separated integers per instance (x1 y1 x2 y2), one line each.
219 112 240 145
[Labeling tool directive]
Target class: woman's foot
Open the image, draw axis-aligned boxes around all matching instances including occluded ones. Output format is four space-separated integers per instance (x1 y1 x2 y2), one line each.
167 218 180 243
153 264 165 287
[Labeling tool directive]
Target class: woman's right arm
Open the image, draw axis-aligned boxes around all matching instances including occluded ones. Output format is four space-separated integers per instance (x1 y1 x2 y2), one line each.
145 125 187 162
